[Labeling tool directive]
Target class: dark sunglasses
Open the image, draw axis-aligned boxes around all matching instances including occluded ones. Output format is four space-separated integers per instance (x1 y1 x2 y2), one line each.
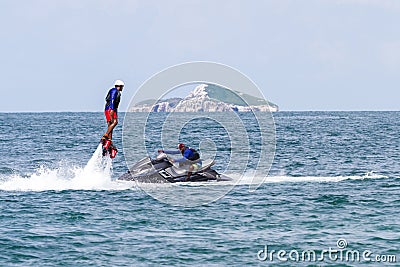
116 85 124 87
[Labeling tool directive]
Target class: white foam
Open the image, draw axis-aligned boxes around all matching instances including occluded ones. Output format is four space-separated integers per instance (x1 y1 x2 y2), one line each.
226 171 390 186
132 171 391 191
166 171 389 186
0 144 135 191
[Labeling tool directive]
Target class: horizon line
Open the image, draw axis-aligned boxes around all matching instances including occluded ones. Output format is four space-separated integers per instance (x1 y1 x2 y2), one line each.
1 109 399 113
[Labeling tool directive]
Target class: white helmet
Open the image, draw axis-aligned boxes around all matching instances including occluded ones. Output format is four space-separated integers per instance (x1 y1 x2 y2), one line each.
114 80 125 86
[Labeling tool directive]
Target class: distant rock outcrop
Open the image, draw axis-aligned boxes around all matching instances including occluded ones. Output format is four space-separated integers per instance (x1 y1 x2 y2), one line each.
129 84 279 112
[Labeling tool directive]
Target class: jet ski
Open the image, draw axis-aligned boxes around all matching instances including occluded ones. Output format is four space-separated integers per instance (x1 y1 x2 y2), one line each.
118 153 232 183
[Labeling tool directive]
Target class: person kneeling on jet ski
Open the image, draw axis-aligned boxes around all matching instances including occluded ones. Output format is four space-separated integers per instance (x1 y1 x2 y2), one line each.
158 143 201 181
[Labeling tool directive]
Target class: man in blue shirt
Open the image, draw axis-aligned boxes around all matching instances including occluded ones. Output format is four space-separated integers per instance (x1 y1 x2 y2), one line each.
158 143 201 181
102 80 124 141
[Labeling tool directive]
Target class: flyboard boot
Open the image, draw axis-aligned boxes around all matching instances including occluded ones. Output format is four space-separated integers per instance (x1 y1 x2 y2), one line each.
108 144 118 159
101 134 118 158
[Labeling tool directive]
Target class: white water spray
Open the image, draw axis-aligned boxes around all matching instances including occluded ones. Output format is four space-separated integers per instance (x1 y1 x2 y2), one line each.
0 144 133 191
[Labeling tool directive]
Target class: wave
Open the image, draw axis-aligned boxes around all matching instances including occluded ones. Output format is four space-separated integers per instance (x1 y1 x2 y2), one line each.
0 147 393 192
120 172 392 190
232 171 390 185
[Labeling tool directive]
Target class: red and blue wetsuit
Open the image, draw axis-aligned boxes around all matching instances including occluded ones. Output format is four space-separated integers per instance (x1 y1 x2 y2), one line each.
104 88 121 122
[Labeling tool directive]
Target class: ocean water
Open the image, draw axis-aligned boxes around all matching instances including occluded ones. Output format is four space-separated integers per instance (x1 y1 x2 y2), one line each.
0 111 399 266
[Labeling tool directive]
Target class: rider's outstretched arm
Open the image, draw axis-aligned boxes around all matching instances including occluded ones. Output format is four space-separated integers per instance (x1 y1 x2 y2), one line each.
161 150 180 155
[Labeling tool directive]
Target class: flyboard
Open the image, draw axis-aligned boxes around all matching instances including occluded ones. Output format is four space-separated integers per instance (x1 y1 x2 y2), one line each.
101 137 118 159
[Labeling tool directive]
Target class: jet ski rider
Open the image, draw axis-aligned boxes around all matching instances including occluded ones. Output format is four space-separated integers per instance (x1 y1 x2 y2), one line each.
158 143 201 181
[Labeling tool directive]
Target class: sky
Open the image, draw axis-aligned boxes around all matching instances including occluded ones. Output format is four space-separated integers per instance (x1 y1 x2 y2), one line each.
1 0 399 111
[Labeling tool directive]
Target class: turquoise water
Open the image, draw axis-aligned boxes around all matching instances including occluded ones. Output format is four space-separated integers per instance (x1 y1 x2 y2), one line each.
0 112 399 266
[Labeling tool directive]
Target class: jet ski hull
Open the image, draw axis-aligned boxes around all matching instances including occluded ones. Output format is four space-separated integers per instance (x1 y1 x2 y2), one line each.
117 156 232 183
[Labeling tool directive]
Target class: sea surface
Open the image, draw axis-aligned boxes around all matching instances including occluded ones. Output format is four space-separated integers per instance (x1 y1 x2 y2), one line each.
0 111 399 266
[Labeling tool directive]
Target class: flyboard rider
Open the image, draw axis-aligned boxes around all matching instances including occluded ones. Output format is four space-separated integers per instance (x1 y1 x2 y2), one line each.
101 80 124 158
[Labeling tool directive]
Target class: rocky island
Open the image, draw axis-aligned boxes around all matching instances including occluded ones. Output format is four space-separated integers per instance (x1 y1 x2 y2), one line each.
129 84 279 112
